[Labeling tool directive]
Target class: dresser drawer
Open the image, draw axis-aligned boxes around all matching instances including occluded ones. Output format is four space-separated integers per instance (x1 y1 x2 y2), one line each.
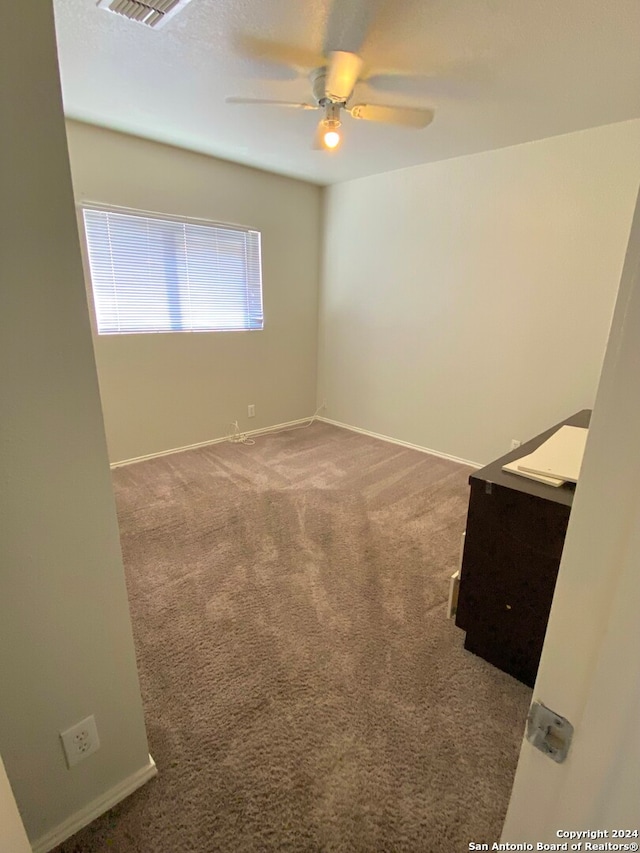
456 478 571 686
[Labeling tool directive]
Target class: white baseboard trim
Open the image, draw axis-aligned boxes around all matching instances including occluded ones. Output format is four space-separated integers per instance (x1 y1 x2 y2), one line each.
318 417 481 469
31 755 157 853
110 416 481 470
110 417 317 468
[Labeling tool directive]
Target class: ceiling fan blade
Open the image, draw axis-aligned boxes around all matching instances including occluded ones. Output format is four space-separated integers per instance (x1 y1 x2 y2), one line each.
325 51 364 102
348 104 434 128
323 0 383 55
238 36 325 75
226 97 318 110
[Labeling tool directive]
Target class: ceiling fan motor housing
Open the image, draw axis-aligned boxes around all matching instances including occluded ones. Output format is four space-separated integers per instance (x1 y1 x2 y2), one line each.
310 68 345 107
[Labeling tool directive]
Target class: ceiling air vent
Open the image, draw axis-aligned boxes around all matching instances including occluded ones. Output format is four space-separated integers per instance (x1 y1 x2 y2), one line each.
96 0 193 29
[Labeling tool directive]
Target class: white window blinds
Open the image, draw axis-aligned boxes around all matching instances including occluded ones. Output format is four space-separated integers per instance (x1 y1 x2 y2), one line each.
82 206 263 334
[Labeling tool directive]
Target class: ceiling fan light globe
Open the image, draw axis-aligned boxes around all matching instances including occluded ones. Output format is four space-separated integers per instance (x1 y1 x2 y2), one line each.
323 129 341 149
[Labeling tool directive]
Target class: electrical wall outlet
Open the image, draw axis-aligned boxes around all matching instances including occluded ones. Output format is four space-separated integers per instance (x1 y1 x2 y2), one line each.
247 404 255 418
60 715 100 768
510 439 522 451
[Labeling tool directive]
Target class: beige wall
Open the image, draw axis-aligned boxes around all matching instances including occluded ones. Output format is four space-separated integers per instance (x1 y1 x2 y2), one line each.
0 1 150 844
0 756 30 853
318 120 640 465
65 122 322 464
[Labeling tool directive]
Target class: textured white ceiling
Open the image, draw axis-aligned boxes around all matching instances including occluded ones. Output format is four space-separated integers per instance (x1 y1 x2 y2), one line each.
53 0 640 185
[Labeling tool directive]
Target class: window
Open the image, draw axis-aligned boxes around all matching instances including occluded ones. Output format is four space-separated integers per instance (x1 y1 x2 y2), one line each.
81 205 263 334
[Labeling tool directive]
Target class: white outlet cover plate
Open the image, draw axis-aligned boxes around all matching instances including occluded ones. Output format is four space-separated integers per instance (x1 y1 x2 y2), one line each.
60 714 100 768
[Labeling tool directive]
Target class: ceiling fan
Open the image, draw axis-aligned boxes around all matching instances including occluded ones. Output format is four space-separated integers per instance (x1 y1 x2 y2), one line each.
226 49 434 151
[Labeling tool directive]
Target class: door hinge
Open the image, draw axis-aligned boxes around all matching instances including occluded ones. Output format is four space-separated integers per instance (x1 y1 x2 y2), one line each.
526 701 573 763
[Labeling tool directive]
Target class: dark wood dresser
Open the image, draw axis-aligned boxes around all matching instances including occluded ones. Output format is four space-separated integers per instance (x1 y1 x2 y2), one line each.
455 410 591 687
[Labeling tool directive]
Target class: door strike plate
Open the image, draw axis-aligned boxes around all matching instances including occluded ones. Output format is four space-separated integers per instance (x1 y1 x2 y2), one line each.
526 700 573 763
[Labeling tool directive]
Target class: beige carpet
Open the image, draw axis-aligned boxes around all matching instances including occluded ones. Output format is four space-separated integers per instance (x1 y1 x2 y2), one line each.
54 422 531 852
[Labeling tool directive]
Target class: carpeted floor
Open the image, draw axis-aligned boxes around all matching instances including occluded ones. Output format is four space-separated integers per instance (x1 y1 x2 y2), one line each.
54 422 531 852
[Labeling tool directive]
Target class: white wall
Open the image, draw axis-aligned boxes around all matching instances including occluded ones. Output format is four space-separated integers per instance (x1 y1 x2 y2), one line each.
318 120 640 465
65 121 322 464
502 188 640 841
0 1 151 844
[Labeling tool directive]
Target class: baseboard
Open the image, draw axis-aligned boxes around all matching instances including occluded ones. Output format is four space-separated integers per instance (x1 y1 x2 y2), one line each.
110 417 317 468
31 755 157 853
110 416 481 470
318 417 481 469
